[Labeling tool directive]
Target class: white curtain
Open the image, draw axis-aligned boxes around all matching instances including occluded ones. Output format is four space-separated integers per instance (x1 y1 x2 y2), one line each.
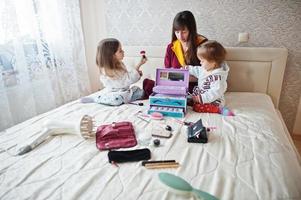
0 0 91 131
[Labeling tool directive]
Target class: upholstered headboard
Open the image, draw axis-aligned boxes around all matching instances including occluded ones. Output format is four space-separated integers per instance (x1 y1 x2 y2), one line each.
123 46 288 108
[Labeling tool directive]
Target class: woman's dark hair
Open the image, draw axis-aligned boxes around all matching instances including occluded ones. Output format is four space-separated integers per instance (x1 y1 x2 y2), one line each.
171 10 199 65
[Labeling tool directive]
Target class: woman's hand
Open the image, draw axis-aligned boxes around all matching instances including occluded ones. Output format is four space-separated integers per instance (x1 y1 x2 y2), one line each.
189 75 198 82
183 65 189 69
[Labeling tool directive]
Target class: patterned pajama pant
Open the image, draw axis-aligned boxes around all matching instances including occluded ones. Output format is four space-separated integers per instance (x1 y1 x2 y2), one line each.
96 86 144 106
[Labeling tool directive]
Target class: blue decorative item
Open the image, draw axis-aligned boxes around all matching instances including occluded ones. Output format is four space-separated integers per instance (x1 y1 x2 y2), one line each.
158 172 219 200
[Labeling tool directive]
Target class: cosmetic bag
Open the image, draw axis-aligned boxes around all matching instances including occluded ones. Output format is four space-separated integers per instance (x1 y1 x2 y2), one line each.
108 148 151 163
96 121 137 150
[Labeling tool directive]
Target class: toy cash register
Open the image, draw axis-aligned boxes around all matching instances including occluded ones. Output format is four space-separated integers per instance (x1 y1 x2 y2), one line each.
148 68 189 118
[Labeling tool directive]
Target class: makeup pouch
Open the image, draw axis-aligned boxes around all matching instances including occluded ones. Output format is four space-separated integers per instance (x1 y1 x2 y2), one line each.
96 121 137 150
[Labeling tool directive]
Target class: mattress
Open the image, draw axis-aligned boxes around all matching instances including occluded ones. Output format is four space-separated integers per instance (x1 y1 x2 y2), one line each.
1 92 301 200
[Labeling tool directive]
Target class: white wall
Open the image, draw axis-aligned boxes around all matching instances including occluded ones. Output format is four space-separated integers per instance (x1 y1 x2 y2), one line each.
294 97 301 135
79 0 106 92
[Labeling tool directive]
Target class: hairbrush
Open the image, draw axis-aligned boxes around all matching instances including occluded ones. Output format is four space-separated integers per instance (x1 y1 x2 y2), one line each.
158 172 218 200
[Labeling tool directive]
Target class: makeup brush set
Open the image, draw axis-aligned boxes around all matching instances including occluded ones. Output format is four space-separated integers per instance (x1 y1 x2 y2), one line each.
142 160 179 169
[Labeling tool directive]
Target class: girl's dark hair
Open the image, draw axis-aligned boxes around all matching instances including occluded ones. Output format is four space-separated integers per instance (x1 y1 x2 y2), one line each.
96 38 125 77
197 40 226 66
171 10 199 65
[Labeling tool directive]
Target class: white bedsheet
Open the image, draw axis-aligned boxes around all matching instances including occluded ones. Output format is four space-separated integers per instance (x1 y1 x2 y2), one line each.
1 92 301 200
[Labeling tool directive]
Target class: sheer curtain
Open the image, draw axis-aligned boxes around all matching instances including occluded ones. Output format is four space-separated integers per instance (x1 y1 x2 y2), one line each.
0 0 91 131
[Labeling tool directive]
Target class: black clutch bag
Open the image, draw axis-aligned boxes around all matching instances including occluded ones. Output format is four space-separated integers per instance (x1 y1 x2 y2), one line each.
108 148 151 163
187 119 208 143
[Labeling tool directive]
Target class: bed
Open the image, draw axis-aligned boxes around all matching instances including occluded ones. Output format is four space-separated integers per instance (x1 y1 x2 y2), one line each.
1 47 301 200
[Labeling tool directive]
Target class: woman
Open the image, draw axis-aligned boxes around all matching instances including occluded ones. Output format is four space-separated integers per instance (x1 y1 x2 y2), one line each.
165 10 208 68
143 10 208 98
165 11 208 93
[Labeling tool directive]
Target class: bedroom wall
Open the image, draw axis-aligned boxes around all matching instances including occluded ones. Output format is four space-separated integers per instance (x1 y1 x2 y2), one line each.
80 0 301 133
294 98 301 135
79 0 106 92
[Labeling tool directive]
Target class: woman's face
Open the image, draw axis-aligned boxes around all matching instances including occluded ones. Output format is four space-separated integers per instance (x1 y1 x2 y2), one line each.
114 43 124 61
175 27 189 42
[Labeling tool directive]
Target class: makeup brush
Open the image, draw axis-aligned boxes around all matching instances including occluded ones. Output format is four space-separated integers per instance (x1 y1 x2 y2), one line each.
140 50 146 59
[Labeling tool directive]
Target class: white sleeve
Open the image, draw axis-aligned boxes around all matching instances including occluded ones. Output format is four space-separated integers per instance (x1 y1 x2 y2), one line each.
188 65 204 78
100 69 140 89
126 68 141 85
201 79 227 103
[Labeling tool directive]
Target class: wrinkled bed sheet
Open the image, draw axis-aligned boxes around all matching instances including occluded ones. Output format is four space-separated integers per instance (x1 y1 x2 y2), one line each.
0 92 301 200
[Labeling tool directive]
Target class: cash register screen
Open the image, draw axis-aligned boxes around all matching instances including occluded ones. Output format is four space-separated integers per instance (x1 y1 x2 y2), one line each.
159 71 185 81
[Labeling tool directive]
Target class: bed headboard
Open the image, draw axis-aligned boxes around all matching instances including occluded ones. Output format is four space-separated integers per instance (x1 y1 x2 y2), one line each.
123 46 288 108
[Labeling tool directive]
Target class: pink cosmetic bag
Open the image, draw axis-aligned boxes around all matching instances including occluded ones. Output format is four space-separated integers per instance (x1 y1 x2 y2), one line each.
96 121 137 150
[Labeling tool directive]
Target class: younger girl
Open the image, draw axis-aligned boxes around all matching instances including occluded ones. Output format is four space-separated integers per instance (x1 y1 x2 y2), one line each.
187 40 229 113
82 38 147 106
